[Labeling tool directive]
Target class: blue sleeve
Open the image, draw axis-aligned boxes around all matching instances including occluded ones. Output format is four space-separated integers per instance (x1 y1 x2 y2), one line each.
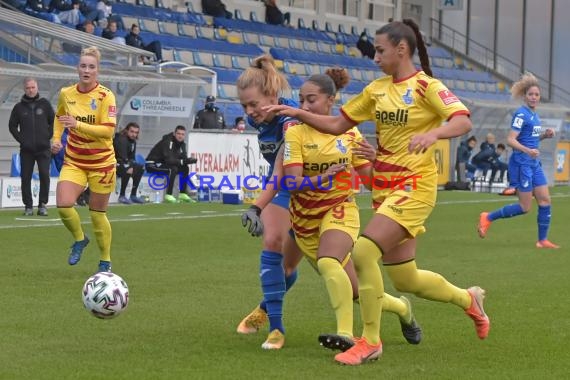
511 108 526 132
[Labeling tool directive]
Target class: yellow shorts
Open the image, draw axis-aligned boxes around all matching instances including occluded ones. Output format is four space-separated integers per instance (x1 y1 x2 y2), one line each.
295 201 359 270
375 190 433 238
59 163 116 194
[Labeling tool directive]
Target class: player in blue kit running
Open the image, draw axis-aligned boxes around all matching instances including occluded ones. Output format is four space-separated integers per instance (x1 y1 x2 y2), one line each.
236 54 303 350
478 72 559 248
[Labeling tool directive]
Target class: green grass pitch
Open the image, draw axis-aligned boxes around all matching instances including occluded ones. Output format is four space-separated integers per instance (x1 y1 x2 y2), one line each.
1 188 569 379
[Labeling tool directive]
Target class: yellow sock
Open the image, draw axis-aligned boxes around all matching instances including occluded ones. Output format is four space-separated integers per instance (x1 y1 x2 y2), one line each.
58 207 84 241
317 257 353 338
386 260 471 309
382 293 408 321
353 236 384 345
90 210 112 262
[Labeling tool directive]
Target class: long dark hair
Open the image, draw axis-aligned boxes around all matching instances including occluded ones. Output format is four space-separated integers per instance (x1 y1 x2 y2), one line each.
376 19 432 77
306 67 350 97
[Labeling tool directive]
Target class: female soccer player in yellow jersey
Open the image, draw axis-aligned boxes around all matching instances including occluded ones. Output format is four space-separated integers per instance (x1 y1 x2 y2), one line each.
265 19 490 365
51 46 117 273
283 67 422 354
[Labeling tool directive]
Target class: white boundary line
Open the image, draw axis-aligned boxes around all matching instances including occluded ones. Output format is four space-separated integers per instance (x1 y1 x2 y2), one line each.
0 193 568 230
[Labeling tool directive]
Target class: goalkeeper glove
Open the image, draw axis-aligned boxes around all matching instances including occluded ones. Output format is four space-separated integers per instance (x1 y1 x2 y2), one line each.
241 205 263 236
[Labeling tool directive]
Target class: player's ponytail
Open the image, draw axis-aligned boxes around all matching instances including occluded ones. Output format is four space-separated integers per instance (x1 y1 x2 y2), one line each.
402 19 432 77
237 54 289 97
511 72 540 99
307 67 350 97
377 19 432 77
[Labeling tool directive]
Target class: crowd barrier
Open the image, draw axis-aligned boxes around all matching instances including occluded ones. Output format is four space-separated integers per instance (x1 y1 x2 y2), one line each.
1 134 567 208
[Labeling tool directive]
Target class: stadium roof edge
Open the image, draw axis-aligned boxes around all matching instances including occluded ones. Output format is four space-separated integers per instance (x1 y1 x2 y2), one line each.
0 61 209 86
0 8 153 65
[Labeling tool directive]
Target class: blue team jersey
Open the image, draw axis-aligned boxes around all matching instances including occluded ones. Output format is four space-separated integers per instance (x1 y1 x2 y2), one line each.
510 105 542 166
247 98 299 176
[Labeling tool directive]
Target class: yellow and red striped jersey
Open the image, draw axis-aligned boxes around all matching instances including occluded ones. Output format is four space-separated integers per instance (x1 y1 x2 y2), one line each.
341 71 469 206
283 124 370 237
53 83 117 171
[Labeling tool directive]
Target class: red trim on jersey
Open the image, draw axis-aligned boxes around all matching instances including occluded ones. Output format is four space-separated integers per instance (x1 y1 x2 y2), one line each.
340 108 358 125
292 222 319 236
377 143 394 156
372 199 382 210
283 163 303 168
346 131 356 137
417 79 429 89
66 144 111 155
290 201 330 220
393 71 421 84
101 122 116 127
415 89 425 98
64 162 115 171
68 131 95 143
353 162 372 171
373 160 411 173
447 110 471 121
373 175 415 190
76 82 99 94
394 196 409 205
65 152 113 164
294 194 347 210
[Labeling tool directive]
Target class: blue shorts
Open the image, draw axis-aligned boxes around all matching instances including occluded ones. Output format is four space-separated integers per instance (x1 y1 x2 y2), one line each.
270 190 290 209
508 161 547 192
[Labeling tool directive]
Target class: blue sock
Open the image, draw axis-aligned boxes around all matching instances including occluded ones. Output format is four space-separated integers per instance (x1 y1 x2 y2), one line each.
488 203 525 221
537 205 551 241
260 251 286 334
260 270 298 312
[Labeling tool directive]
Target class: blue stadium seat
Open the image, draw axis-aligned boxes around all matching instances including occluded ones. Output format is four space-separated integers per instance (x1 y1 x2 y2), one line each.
50 159 60 177
10 153 39 179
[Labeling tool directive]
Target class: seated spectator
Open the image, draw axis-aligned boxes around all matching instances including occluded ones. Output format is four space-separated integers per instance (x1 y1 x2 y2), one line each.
102 20 126 44
357 31 375 59
114 122 145 204
145 126 198 203
125 23 164 62
78 0 106 25
62 20 95 53
25 0 60 22
455 135 477 182
231 116 246 133
49 0 83 26
193 96 226 129
264 0 290 26
201 0 232 19
472 133 496 177
489 143 508 183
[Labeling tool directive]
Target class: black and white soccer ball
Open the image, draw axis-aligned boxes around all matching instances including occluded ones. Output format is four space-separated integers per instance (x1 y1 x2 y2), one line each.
82 272 129 319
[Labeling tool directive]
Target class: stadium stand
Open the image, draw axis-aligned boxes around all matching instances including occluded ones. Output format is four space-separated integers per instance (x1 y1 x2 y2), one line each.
4 0 565 178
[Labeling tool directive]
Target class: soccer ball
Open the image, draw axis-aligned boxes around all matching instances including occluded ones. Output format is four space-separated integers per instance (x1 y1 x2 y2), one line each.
82 272 129 319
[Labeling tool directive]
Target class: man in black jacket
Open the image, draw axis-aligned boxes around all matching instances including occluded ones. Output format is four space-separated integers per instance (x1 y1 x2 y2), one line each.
201 0 232 18
9 78 55 216
193 96 226 129
455 135 477 182
146 126 197 203
114 122 145 204
125 23 163 62
264 0 290 26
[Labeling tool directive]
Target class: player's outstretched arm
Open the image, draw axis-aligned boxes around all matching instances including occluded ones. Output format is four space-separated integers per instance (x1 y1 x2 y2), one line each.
263 104 354 135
